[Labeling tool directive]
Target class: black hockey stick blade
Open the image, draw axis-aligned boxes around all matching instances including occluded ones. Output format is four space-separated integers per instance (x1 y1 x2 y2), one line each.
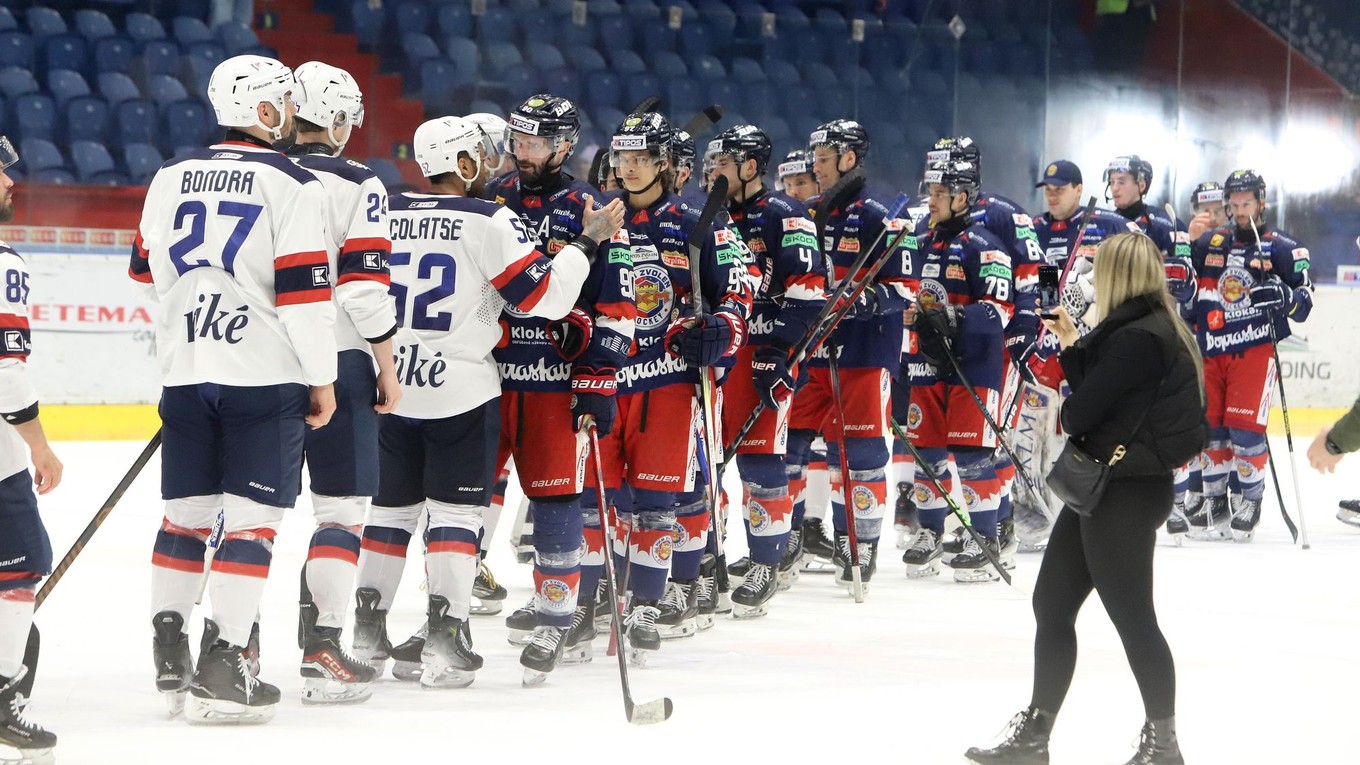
680 104 724 138
16 624 37 700
628 95 662 116
1264 440 1300 543
626 695 675 725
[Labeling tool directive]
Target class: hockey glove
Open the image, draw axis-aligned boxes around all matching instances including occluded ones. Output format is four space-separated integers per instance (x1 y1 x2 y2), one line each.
1164 260 1196 304
835 283 896 321
915 305 962 369
547 306 593 362
571 365 618 435
751 338 798 411
664 310 745 367
1005 324 1038 369
1287 285 1313 321
1249 277 1289 311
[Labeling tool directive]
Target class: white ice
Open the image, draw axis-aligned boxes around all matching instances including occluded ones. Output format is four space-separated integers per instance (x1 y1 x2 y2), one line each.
22 437 1356 764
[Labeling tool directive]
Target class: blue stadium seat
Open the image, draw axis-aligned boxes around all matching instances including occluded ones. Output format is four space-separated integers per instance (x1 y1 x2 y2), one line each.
145 74 187 111
0 66 37 99
187 40 225 64
729 57 764 85
765 58 799 86
476 6 514 45
365 156 402 189
518 13 554 50
18 138 61 173
98 72 140 106
400 33 440 90
526 44 565 71
570 46 606 74
216 22 259 55
508 0 541 15
70 139 116 182
483 45 523 77
466 98 501 117
555 22 591 53
706 79 741 114
500 63 534 95
74 9 116 42
964 43 1002 74
125 13 167 49
32 168 74 184
539 68 578 102
624 72 660 109
64 95 109 143
0 9 14 33
666 76 702 115
444 37 478 77
417 58 459 110
607 49 645 76
650 51 686 78
92 35 135 75
437 3 471 39
171 16 214 47
689 54 725 80
139 39 180 78
23 7 66 42
593 15 632 52
0 31 30 70
13 93 54 141
164 99 210 152
183 54 217 96
594 106 625 135
115 98 156 147
124 142 163 185
41 33 87 74
802 61 836 90
46 68 89 110
395 0 432 37
762 115 792 147
585 71 621 112
348 1 385 48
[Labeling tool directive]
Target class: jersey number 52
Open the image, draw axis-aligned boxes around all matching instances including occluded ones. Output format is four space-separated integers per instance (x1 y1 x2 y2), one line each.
390 251 456 330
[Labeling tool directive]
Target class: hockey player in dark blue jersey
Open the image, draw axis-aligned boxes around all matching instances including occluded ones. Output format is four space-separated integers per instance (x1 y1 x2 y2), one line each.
1187 180 1229 241
900 159 1015 583
788 119 915 595
1103 154 1195 304
776 149 819 204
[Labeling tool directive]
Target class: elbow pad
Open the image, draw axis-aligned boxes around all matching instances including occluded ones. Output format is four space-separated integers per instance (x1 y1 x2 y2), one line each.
2 402 38 426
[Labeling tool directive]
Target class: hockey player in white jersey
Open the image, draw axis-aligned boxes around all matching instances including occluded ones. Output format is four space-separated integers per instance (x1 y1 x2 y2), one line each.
364 116 619 689
282 60 399 705
134 55 337 724
0 136 62 765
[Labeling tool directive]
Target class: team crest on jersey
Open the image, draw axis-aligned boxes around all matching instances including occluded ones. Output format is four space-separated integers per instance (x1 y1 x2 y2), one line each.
650 535 673 563
748 501 771 533
913 483 932 505
1024 390 1044 408
1210 233 1225 247
671 522 690 548
916 279 949 310
541 579 571 605
907 402 923 430
633 263 674 330
1217 267 1252 307
961 485 979 510
850 485 877 516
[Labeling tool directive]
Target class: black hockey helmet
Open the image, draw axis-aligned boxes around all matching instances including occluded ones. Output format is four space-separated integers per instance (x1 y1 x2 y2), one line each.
926 135 980 169
808 119 870 160
609 111 675 166
777 148 812 179
706 124 773 175
507 94 580 155
1224 169 1266 202
672 129 696 171
1191 180 1224 209
924 158 981 205
1103 155 1154 193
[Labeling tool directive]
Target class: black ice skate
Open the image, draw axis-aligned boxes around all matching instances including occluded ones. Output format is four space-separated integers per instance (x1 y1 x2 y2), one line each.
504 595 538 646
1186 495 1231 540
1014 500 1053 553
186 619 280 725
1122 718 1184 765
998 518 1018 570
1165 502 1190 544
902 527 943 578
560 595 597 665
470 560 507 616
300 625 377 705
0 667 55 765
726 556 752 580
655 579 698 639
949 534 1003 583
1338 499 1360 528
940 525 967 564
351 587 392 675
799 517 836 573
731 562 777 618
965 706 1053 764
776 527 803 590
893 481 920 549
592 578 613 630
695 554 719 631
152 610 193 717
624 600 662 666
1230 497 1262 543
420 596 483 689
833 532 876 594
520 625 568 687
387 622 427 682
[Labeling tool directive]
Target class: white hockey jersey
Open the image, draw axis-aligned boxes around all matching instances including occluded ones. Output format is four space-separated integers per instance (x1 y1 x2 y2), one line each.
131 139 338 388
290 146 397 355
387 192 590 419
0 243 36 481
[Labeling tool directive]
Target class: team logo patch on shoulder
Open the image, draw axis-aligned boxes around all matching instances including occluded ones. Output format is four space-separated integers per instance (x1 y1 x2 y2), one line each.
610 229 629 244
1292 247 1310 261
493 195 505 205
1210 233 1225 247
1012 213 1032 227
1205 254 1224 267
782 217 815 233
980 250 1011 266
713 228 734 245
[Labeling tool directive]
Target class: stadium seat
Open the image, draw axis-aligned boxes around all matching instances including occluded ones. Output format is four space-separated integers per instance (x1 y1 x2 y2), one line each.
518 12 555 50
23 7 66 42
0 66 37 99
171 16 214 47
539 68 578 102
164 99 211 152
401 33 440 90
70 139 115 182
689 54 725 80
18 137 61 171
607 49 645 76
97 72 140 106
13 93 54 141
466 98 501 117
215 22 259 55
526 44 565 71
651 51 687 78
476 6 514 45
0 9 14 33
64 95 109 143
729 57 764 85
667 76 702 115
32 167 74 184
348 0 385 48
483 45 523 77
444 36 477 76
595 107 625 136
706 79 741 114
623 72 661 109
139 39 180 78
92 35 135 76
396 0 432 37
438 3 471 39
765 58 799 86
46 68 89 110
570 46 606 74
145 74 187 110
499 63 533 96
585 71 621 112
183 53 217 96
365 156 402 189
594 14 632 52
124 13 167 48
72 10 115 43
417 58 459 110
124 142 163 185
0 31 31 70
115 98 157 147
41 33 87 74
802 61 837 89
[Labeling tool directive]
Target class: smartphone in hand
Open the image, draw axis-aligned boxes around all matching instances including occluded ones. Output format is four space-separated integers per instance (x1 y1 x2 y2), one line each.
1038 265 1061 320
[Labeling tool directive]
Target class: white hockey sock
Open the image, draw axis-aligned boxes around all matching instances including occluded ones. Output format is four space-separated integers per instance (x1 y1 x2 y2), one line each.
208 496 282 647
426 500 483 620
308 497 364 629
357 503 422 610
151 496 219 625
0 590 35 678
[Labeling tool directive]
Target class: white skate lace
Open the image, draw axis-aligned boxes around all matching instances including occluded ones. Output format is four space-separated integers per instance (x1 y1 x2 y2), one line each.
695 574 714 603
514 595 536 615
739 563 772 593
960 535 982 557
659 582 686 612
856 542 873 565
909 528 938 554
528 626 563 652
625 604 660 631
236 653 260 701
7 692 47 735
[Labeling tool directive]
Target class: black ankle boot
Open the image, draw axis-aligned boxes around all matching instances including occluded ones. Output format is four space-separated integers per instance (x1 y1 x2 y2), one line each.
965 706 1054 764
1124 718 1184 764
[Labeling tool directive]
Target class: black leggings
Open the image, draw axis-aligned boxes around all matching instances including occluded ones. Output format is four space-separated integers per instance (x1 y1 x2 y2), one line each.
1030 475 1177 720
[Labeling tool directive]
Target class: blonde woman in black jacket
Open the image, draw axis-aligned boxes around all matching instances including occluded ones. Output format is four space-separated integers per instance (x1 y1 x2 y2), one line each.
967 232 1208 765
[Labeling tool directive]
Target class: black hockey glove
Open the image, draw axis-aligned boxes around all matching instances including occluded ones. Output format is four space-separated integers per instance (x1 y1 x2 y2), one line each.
916 305 962 369
751 338 798 411
664 310 744 367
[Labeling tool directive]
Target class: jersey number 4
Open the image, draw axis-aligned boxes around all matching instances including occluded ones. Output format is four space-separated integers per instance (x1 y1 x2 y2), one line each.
168 200 263 276
390 252 456 330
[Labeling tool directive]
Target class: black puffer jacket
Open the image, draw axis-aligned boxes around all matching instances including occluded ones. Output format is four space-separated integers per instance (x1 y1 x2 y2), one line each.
1058 292 1208 477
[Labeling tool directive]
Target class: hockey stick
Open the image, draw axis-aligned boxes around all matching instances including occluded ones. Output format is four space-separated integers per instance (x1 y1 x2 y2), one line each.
195 509 226 605
628 95 662 116
680 104 724 139
1246 217 1309 548
886 417 1014 586
20 429 162 699
825 350 864 602
1263 439 1299 542
722 193 911 463
587 425 674 725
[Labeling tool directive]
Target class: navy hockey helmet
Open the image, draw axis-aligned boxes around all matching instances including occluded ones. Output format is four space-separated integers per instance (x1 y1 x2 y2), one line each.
1224 169 1266 202
777 149 812 179
707 124 773 175
507 94 580 158
926 135 981 168
1191 180 1224 210
924 158 982 205
1103 155 1154 193
673 129 696 171
808 119 869 160
609 112 675 167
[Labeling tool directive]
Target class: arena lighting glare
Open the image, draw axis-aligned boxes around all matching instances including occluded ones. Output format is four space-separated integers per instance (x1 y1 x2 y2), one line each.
1080 110 1172 196
1278 122 1356 195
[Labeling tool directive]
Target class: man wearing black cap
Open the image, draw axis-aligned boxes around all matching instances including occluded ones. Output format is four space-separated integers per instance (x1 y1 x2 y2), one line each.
1008 160 1139 551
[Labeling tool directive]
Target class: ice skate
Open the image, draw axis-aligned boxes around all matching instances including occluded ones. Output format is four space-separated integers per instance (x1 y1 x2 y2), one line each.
998 518 1018 571
965 706 1053 764
1338 499 1360 528
351 587 392 674
560 596 597 665
470 561 508 616
0 668 55 765
833 533 877 595
695 554 719 631
1186 495 1230 540
799 517 836 573
300 625 377 704
893 482 920 549
388 622 427 682
419 596 482 689
950 535 1002 583
902 527 942 578
520 625 567 687
655 580 698 639
185 619 280 725
1165 502 1190 545
1014 500 1052 553
731 562 777 618
152 610 192 717
1230 496 1262 543
725 556 751 581
504 595 538 645
775 527 802 590
940 525 967 565
624 600 661 666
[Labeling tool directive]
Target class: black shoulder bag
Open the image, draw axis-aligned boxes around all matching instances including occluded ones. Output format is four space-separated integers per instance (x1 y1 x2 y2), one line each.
1047 375 1165 518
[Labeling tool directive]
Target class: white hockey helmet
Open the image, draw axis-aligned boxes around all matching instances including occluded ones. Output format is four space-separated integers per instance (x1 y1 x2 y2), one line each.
0 136 17 169
294 61 364 153
207 54 298 142
414 116 496 183
464 112 512 176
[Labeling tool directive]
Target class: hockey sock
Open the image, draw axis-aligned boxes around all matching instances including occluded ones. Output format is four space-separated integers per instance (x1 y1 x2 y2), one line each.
627 497 676 602
209 496 283 647
806 440 831 521
1173 462 1190 502
425 500 483 621
787 462 808 530
671 497 708 580
913 448 953 534
743 483 792 566
151 495 218 625
480 466 511 555
993 454 1015 523
1229 429 1269 501
0 589 35 677
1188 452 1204 494
1201 427 1233 497
892 437 916 491
957 449 1001 539
357 503 420 609
580 509 605 599
306 495 364 629
532 498 583 628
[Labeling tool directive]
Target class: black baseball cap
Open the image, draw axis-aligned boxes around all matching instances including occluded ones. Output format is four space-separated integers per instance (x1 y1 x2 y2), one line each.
1036 160 1082 187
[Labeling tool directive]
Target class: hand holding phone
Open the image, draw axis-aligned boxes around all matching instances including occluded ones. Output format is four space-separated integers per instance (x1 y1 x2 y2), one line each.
1038 264 1061 320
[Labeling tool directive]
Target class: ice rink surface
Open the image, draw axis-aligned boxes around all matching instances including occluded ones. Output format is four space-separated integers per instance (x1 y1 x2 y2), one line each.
22 438 1356 764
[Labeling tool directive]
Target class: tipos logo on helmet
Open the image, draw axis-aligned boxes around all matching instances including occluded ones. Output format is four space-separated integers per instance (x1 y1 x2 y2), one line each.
808 119 870 159
1192 181 1225 208
707 124 773 176
777 149 811 178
